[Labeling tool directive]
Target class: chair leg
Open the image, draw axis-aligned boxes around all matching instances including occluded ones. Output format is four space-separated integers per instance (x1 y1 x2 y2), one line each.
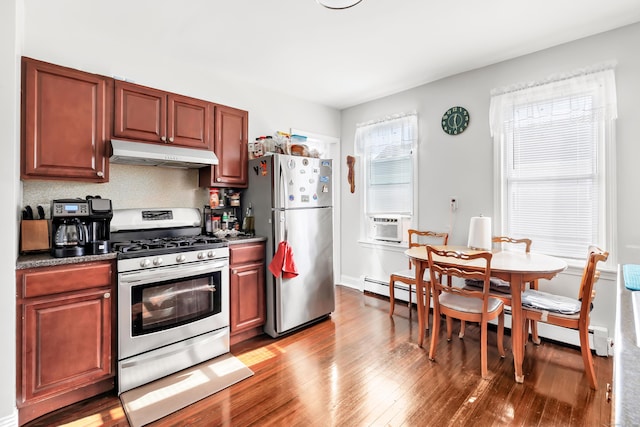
446 315 453 341
424 283 430 331
579 323 598 390
480 318 488 378
497 311 505 358
459 320 466 338
529 280 541 344
429 301 440 359
389 278 395 316
423 286 430 331
530 320 541 345
408 283 412 308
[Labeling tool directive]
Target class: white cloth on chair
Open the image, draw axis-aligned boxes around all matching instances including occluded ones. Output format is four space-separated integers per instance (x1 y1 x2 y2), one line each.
521 289 581 314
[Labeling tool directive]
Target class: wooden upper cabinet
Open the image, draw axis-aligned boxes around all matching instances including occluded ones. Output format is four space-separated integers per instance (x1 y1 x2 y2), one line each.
200 105 248 188
21 57 111 182
114 80 212 150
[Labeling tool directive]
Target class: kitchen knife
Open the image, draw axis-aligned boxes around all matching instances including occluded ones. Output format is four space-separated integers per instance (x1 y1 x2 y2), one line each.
24 206 34 220
37 205 45 220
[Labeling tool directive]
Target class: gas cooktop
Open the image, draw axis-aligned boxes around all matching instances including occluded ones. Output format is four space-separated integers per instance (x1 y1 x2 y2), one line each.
112 235 228 259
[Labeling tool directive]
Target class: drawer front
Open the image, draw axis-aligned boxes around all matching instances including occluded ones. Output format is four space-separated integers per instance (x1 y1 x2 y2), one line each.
21 262 113 298
230 243 265 265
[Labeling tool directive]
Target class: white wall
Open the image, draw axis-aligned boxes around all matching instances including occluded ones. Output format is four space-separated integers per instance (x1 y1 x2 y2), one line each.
339 23 640 348
0 0 20 424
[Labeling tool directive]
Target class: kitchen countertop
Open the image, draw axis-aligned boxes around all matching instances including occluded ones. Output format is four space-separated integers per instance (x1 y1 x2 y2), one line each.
225 235 266 245
16 252 117 270
614 264 640 425
16 235 267 269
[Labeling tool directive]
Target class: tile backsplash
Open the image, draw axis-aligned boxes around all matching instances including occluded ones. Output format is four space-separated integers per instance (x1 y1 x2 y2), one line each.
22 164 209 218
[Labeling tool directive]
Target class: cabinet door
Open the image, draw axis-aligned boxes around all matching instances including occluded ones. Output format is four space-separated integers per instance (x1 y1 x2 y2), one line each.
18 288 113 404
230 261 265 334
168 94 213 149
113 80 167 143
21 57 110 182
200 105 248 187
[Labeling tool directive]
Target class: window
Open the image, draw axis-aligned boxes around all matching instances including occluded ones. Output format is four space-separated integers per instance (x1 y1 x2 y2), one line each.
355 113 418 243
490 69 617 261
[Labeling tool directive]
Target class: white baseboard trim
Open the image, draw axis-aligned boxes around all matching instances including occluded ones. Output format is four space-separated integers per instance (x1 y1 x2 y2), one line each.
0 408 18 427
338 274 363 291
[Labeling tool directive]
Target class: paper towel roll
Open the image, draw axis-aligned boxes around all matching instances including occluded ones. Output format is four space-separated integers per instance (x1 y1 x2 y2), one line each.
467 216 492 250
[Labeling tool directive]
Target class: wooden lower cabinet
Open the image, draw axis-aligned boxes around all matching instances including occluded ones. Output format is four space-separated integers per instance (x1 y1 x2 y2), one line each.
229 241 266 345
16 260 116 425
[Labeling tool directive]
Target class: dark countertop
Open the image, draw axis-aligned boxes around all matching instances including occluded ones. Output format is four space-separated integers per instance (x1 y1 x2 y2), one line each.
16 252 117 270
614 264 640 425
225 235 267 245
16 236 267 269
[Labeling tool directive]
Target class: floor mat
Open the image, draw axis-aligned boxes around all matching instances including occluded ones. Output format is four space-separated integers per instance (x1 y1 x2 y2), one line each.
120 353 253 426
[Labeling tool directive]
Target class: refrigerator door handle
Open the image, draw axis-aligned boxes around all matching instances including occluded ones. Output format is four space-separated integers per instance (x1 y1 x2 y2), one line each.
278 160 287 210
278 211 288 242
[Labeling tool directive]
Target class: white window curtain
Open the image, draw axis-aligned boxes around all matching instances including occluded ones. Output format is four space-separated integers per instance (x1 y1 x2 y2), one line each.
354 113 418 215
490 67 617 260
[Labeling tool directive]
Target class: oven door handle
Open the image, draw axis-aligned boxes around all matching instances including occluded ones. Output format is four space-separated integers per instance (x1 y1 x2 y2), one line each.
119 260 229 285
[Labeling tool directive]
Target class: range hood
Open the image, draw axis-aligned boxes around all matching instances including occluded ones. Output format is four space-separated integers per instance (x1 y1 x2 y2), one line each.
110 139 218 168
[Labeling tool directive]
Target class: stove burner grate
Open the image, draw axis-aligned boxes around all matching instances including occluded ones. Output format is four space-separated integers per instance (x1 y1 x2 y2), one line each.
112 235 227 254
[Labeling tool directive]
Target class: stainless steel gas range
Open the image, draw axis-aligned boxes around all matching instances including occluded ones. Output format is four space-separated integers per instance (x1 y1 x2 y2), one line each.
110 208 230 394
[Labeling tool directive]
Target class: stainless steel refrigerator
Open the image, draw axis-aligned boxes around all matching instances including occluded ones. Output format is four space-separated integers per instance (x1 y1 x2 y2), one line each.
244 154 335 338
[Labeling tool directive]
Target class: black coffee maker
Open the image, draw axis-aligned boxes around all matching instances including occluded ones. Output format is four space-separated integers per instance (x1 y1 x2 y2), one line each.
86 196 113 255
51 199 90 258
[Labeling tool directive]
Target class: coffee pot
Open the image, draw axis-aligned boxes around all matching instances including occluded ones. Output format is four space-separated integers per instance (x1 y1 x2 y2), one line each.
54 218 87 248
50 198 91 257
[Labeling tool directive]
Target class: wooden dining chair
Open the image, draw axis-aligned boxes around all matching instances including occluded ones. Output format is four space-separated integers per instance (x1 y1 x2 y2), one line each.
388 229 449 327
461 236 538 340
426 246 505 379
521 245 608 389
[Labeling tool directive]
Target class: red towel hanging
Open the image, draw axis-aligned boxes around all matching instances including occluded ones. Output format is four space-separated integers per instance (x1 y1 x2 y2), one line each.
269 241 299 279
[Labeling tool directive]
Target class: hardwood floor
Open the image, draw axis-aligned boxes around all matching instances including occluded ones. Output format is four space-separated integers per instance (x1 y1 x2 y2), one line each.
24 285 613 426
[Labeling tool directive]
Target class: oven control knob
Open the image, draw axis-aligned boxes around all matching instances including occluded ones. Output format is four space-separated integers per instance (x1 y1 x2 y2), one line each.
207 250 215 258
153 257 163 266
176 254 187 263
140 259 152 268
197 252 206 259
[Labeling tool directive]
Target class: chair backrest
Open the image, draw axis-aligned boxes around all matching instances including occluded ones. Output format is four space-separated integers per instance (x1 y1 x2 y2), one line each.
406 229 449 269
577 245 609 318
492 236 531 253
426 245 493 305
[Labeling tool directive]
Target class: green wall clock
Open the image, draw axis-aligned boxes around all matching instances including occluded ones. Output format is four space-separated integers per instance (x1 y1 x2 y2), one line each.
441 106 470 135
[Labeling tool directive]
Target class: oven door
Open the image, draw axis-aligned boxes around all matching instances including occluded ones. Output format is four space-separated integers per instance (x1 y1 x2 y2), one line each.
118 258 229 360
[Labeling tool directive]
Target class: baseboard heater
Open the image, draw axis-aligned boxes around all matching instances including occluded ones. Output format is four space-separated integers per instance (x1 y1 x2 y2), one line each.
364 276 415 301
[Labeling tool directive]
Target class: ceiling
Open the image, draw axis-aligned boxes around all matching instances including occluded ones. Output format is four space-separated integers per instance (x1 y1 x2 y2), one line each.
23 0 640 110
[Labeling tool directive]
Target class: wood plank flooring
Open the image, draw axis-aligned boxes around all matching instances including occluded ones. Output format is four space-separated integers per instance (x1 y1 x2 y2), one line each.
24 285 613 426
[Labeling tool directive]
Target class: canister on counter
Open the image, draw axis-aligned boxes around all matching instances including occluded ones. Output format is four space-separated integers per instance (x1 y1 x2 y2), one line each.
209 189 220 208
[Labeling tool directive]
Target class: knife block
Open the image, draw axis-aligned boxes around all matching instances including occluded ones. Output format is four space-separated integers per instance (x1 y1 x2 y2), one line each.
20 220 51 253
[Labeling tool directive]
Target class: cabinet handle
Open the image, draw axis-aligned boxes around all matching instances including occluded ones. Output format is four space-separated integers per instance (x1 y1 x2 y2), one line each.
96 171 104 178
606 383 612 402
169 137 174 143
232 269 238 274
161 136 167 142
104 292 111 299
217 178 222 182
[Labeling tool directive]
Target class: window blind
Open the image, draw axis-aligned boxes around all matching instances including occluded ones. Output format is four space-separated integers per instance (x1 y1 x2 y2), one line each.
491 69 616 260
354 113 417 215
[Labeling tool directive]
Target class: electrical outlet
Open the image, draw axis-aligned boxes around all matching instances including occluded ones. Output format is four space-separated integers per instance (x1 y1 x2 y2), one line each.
450 198 458 211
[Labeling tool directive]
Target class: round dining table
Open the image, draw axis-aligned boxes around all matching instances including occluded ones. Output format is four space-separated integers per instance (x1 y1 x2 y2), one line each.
405 245 568 384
